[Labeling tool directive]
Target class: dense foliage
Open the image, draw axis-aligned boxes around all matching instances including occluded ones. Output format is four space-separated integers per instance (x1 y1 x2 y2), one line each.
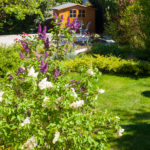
0 46 22 78
91 43 150 61
62 54 150 76
0 16 122 149
0 0 82 34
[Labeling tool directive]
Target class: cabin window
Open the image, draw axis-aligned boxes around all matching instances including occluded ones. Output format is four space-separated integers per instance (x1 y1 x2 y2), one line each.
70 10 76 17
78 10 85 17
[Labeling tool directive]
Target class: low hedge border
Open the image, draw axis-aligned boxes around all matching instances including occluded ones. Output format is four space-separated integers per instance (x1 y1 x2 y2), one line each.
62 54 150 76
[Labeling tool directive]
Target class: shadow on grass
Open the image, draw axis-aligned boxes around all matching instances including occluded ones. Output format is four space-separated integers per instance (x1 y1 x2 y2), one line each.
142 91 150 98
111 109 150 150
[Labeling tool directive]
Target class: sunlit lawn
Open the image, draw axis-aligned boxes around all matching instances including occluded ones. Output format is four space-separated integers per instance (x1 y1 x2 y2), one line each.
67 73 150 150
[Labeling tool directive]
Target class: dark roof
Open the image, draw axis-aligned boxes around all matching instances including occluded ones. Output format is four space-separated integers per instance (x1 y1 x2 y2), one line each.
52 3 89 10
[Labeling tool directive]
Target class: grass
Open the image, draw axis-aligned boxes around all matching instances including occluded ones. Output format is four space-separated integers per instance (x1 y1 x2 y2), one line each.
97 75 150 150
68 73 150 150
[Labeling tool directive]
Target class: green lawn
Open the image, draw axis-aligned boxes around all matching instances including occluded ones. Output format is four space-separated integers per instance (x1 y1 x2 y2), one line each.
68 73 150 150
97 75 150 150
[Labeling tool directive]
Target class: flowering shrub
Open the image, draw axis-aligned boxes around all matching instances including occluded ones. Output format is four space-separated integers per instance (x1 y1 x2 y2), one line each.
50 13 80 60
0 13 123 150
0 54 121 149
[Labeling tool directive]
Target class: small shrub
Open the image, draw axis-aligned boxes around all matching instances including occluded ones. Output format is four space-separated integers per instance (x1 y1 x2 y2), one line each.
0 45 22 78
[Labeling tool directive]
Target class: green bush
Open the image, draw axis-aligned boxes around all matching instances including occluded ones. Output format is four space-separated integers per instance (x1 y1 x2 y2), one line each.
92 43 124 57
0 45 22 78
62 55 150 76
0 57 121 150
91 43 150 61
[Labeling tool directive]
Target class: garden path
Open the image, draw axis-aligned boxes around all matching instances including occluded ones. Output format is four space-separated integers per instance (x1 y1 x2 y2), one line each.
0 33 52 46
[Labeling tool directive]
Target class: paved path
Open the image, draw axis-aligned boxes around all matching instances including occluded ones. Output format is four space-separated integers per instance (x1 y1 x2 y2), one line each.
75 48 88 55
0 33 52 47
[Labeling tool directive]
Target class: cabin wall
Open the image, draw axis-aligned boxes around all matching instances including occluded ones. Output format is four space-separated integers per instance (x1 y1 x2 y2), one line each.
53 6 95 32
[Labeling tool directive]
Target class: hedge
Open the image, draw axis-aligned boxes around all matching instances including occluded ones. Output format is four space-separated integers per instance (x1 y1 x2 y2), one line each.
62 54 150 76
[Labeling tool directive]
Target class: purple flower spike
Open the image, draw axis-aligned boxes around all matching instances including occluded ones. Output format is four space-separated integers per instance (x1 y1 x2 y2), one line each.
44 51 49 58
37 24 42 34
44 38 49 49
43 26 47 35
71 79 76 83
53 69 60 78
36 56 39 61
65 48 68 52
77 80 81 84
19 52 25 59
54 13 59 22
40 60 48 74
20 40 29 53
8 74 13 80
16 67 25 75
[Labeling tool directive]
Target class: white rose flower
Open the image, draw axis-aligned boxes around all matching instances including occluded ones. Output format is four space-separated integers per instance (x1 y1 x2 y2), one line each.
28 67 38 78
0 91 4 102
21 117 30 127
97 89 105 94
52 131 60 144
70 100 84 108
117 128 125 136
87 69 94 76
21 136 37 150
38 78 53 90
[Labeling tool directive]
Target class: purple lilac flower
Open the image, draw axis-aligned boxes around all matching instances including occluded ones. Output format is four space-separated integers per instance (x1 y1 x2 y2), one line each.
37 24 42 34
37 24 47 41
54 13 59 22
8 74 13 80
73 87 76 90
44 38 49 49
71 79 76 83
54 14 63 26
40 60 48 74
65 48 68 53
77 80 81 84
82 111 85 114
53 69 60 78
20 40 29 53
60 15 63 22
36 56 39 61
72 43 76 47
19 52 25 59
44 51 49 58
66 17 80 32
16 67 25 75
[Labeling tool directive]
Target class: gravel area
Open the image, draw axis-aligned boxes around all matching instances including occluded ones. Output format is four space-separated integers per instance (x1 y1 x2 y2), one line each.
0 33 52 47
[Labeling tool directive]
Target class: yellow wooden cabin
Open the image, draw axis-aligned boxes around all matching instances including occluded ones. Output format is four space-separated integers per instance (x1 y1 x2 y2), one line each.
53 3 95 33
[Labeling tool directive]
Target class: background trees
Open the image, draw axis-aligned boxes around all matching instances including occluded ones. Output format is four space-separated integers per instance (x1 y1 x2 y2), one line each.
0 0 81 34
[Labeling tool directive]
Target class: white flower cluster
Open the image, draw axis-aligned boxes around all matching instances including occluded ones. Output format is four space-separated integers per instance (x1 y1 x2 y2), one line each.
21 136 37 150
38 78 53 90
87 69 94 76
42 96 49 107
52 131 60 144
28 67 38 78
21 117 30 127
115 116 120 120
117 128 125 136
97 89 105 94
70 100 84 108
0 91 4 102
71 88 78 97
